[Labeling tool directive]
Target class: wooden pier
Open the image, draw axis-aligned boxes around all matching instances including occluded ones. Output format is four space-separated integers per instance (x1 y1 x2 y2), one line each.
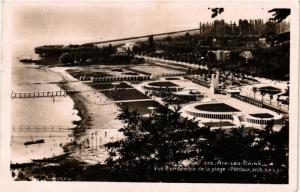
11 90 67 99
12 125 75 132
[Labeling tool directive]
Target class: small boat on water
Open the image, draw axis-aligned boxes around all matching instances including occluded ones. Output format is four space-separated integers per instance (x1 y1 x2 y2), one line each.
24 139 45 146
19 56 39 63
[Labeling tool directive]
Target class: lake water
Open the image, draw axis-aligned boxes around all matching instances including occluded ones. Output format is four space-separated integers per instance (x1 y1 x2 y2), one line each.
11 44 80 163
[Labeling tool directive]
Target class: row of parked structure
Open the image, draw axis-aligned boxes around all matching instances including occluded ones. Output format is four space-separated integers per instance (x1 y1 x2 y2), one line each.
162 72 186 77
79 75 151 82
79 72 187 83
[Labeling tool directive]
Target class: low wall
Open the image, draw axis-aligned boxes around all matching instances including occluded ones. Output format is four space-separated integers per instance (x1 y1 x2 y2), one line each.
79 75 151 82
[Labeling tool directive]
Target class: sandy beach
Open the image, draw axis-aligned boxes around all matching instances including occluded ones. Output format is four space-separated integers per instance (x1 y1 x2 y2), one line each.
50 67 124 164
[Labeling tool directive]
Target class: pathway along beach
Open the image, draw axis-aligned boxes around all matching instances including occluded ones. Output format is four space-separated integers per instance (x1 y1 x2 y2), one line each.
50 67 123 164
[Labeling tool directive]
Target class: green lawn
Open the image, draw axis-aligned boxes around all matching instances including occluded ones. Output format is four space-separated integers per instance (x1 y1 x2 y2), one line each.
258 86 281 94
101 89 150 101
87 82 132 90
148 81 179 87
66 69 111 79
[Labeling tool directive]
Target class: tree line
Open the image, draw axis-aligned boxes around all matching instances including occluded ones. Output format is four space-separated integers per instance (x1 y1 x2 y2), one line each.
104 105 288 183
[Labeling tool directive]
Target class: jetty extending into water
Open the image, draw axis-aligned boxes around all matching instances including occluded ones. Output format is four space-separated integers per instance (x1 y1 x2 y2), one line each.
12 125 75 132
11 90 67 98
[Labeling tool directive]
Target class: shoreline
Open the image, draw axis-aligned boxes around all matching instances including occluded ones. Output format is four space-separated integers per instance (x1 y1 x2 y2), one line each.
58 82 91 134
10 69 94 180
11 63 83 164
57 82 91 155
49 66 123 164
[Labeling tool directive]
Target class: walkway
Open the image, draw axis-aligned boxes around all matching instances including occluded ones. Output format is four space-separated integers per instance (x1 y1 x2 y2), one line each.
136 55 208 70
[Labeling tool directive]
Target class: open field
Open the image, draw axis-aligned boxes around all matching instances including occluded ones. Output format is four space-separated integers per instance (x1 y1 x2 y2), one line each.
148 81 179 87
105 67 144 76
101 89 150 101
86 82 132 90
66 69 111 79
130 64 182 75
66 66 146 80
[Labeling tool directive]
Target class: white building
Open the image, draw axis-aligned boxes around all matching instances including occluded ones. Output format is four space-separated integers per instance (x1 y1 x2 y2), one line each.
215 50 231 61
123 42 137 51
210 71 219 93
116 42 137 55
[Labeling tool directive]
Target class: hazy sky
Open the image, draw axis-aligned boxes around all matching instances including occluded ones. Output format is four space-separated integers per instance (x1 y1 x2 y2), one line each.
10 1 287 45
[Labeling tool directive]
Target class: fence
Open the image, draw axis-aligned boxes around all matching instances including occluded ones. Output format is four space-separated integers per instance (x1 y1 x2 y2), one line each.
231 94 263 108
185 76 210 88
11 91 67 99
80 75 151 82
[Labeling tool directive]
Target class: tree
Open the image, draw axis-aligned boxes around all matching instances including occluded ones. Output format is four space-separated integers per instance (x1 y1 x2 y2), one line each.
252 87 258 99
268 8 291 23
206 51 216 62
208 7 290 23
277 95 281 108
164 36 173 42
184 32 192 42
105 105 207 170
240 51 253 64
148 35 154 50
261 92 266 103
263 120 288 167
104 104 288 182
269 93 274 105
